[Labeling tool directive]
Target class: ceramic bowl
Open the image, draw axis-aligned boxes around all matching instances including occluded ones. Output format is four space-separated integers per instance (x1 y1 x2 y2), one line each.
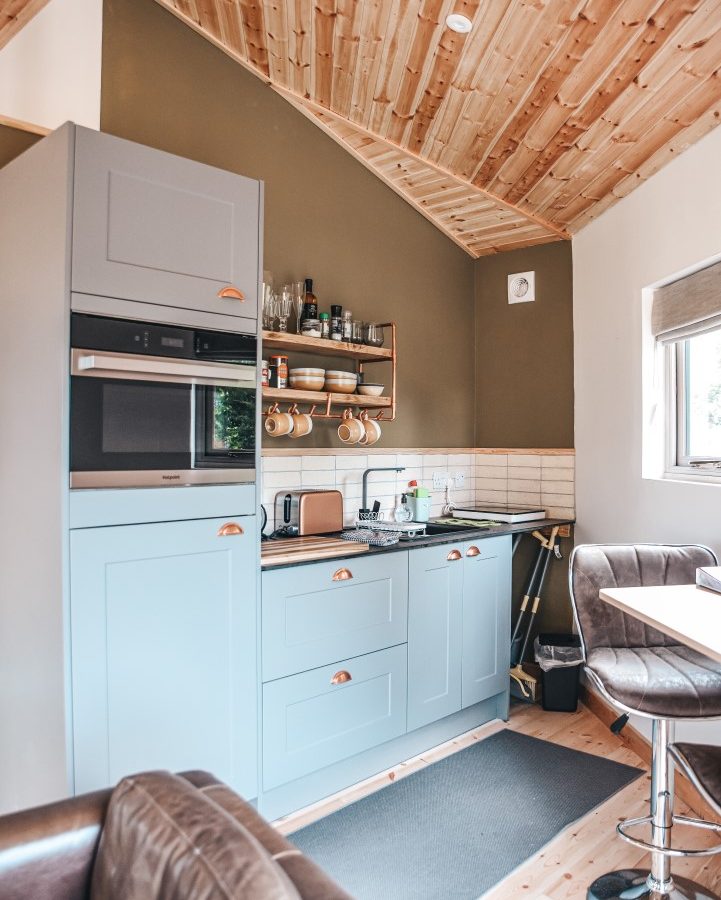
325 370 358 395
356 383 385 396
289 368 326 391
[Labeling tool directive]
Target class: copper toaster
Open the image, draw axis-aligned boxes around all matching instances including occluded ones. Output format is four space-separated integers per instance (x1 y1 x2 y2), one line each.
273 489 344 536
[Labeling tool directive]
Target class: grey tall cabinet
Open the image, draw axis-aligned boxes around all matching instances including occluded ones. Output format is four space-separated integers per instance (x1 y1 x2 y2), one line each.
0 123 262 813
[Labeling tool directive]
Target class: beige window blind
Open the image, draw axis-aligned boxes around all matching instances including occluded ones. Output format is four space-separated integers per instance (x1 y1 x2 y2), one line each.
652 260 721 343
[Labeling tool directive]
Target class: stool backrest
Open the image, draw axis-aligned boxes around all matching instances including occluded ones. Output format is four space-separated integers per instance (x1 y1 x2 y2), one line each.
570 543 717 654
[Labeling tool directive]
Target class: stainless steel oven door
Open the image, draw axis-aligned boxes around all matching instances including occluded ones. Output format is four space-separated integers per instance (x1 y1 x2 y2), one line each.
70 349 257 488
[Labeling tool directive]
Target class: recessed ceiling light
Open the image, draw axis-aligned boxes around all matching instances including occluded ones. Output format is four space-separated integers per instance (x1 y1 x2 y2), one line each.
445 13 473 33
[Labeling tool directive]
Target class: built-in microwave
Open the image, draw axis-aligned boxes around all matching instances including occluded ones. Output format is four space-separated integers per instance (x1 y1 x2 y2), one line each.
69 313 257 489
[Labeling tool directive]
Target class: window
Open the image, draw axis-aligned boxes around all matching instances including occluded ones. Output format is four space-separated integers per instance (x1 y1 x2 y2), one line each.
654 258 721 481
668 328 721 476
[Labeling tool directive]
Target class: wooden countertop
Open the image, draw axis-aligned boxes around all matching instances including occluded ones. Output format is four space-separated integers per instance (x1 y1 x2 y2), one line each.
599 584 721 664
262 535 369 567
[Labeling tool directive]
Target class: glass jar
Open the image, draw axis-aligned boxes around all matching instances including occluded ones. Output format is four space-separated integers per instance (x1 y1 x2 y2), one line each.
301 318 322 339
352 320 364 344
342 310 353 342
319 312 330 339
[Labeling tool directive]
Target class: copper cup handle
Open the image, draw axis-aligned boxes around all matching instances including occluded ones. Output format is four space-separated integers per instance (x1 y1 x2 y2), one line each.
217 286 245 301
332 567 353 581
447 549 462 561
466 546 481 557
217 522 244 537
330 670 352 685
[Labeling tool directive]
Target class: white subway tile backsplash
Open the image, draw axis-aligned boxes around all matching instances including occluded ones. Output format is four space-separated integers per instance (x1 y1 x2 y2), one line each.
541 455 575 468
263 471 301 488
475 454 507 467
262 456 302 472
508 455 541 467
261 450 575 522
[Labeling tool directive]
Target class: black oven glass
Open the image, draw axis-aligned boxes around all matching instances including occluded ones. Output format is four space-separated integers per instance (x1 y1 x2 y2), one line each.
70 314 257 484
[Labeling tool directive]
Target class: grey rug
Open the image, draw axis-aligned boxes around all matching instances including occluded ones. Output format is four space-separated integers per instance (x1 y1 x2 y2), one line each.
290 729 642 899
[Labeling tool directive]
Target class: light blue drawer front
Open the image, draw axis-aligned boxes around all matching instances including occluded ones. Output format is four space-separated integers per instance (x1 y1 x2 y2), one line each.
262 645 407 790
262 552 408 681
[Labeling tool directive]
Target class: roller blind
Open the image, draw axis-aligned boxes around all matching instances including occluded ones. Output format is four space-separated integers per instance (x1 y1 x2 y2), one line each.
652 260 721 344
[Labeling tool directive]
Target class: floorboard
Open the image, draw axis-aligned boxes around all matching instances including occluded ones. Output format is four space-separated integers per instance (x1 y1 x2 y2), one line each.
273 702 721 898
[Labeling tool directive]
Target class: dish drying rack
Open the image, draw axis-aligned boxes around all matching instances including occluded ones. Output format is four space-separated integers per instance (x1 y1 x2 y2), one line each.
350 511 427 541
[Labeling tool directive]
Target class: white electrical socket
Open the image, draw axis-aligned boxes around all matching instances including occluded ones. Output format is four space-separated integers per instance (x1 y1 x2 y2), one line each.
454 472 465 487
432 471 448 490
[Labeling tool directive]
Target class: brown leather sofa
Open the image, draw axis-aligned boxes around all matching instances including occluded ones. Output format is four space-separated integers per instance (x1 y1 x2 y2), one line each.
0 770 352 900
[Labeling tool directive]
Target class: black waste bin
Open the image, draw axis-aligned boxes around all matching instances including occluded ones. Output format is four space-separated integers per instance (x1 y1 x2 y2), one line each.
534 633 583 712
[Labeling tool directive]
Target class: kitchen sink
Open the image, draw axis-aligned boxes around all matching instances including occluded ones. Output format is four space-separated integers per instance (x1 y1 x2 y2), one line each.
423 522 479 535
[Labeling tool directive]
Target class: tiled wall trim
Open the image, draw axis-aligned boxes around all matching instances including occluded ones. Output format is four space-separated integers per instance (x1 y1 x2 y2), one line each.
261 449 575 529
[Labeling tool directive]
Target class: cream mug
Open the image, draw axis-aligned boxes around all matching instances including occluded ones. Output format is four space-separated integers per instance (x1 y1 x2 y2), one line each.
290 413 313 438
265 411 294 436
337 412 364 444
359 418 382 446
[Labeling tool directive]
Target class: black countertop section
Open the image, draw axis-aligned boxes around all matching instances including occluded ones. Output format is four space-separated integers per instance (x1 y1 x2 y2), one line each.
261 517 574 570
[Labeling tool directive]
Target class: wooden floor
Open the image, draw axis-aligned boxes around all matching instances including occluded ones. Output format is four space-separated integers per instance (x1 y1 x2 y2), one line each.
274 702 721 899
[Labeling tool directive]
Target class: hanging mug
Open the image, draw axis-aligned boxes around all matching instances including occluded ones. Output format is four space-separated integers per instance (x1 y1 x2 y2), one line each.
265 411 294 436
337 410 364 444
359 417 382 446
290 413 313 438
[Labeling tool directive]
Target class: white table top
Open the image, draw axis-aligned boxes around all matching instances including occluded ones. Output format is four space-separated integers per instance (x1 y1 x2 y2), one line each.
599 584 721 664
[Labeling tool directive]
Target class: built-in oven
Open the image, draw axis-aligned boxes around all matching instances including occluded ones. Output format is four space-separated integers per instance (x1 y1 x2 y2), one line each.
70 313 257 488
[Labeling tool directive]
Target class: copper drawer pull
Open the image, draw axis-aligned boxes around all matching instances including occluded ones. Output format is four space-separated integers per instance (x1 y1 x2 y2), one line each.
332 568 353 581
331 670 352 685
466 546 481 557
217 522 244 537
447 549 462 561
217 286 245 301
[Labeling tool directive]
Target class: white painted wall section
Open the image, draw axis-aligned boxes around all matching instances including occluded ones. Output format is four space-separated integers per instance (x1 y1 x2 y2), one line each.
573 123 721 743
0 0 102 130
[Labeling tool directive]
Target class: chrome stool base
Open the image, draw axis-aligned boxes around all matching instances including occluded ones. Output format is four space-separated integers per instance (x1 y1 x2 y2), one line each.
587 869 719 899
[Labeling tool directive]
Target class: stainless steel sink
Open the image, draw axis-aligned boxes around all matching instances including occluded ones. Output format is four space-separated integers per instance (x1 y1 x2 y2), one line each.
423 522 477 535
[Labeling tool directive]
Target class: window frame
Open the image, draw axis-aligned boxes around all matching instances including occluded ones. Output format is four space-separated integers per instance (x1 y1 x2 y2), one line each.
665 334 721 481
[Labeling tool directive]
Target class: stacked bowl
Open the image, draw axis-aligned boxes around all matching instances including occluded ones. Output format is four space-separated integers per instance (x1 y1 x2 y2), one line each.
325 370 358 394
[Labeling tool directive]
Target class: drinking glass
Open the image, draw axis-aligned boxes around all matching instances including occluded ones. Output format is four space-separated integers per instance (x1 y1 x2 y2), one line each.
292 281 305 334
363 322 384 347
277 287 293 332
262 286 277 331
352 320 364 344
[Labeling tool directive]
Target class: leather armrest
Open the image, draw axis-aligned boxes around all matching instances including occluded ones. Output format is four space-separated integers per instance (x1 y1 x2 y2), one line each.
0 788 111 900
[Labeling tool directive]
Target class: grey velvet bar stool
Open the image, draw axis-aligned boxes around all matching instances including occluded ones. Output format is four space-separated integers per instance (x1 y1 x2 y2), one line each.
570 544 721 900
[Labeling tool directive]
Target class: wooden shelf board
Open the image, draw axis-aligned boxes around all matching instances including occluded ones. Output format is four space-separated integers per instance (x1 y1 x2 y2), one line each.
262 330 392 361
263 387 392 409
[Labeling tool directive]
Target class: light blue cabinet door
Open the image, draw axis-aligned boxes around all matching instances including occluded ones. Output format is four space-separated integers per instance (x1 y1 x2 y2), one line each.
70 515 258 798
72 127 260 320
407 543 463 731
461 536 512 708
262 645 407 790
262 552 408 681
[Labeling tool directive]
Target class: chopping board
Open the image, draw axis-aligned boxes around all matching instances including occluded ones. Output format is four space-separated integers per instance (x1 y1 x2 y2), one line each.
261 535 370 567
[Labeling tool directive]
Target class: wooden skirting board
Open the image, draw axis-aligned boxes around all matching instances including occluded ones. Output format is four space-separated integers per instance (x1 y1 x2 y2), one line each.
581 685 718 823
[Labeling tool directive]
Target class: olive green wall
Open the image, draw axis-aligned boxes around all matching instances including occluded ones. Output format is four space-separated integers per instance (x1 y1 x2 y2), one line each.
99 0 475 449
0 124 41 169
474 242 574 448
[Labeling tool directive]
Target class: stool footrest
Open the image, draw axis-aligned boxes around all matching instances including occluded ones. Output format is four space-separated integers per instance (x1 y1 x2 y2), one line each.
617 814 721 858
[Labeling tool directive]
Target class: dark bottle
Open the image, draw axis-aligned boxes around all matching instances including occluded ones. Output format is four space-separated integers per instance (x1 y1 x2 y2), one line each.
301 278 318 324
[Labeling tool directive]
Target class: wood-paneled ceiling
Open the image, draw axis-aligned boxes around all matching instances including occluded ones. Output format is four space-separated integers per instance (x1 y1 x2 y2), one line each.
0 0 49 49
6 0 721 255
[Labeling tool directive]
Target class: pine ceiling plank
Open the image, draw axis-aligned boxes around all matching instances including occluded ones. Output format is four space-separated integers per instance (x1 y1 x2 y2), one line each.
195 0 222 41
286 0 312 97
498 0 703 206
437 0 571 176
313 0 337 107
420 0 516 163
348 0 395 125
470 0 636 189
330 0 364 116
172 0 200 27
537 21 721 223
0 0 49 50
238 0 270 76
472 233 564 256
367 0 420 135
404 0 480 155
263 0 289 85
385 0 450 145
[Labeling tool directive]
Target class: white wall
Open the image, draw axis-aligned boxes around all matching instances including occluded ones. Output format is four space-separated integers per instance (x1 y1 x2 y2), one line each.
573 124 721 742
0 0 102 130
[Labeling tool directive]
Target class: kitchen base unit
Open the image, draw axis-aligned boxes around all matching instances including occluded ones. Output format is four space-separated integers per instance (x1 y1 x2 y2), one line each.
257 536 511 820
70 514 258 799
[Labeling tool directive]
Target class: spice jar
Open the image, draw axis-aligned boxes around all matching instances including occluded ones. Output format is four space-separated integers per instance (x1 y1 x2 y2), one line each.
261 359 269 387
268 354 288 389
319 312 330 339
342 310 353 342
330 305 343 341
